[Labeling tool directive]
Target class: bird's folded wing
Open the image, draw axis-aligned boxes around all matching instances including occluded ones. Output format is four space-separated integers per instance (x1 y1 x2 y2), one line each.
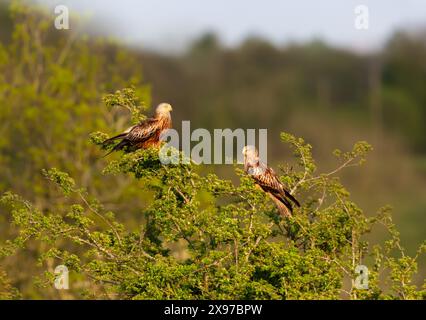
254 165 300 205
253 165 282 190
127 118 158 142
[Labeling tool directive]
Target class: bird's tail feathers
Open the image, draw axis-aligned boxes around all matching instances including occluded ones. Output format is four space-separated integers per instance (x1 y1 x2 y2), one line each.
102 133 127 145
101 140 129 158
269 194 292 218
284 190 301 207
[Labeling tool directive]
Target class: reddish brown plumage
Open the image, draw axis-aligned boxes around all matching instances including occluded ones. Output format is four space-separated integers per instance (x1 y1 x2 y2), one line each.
243 146 300 217
103 103 172 156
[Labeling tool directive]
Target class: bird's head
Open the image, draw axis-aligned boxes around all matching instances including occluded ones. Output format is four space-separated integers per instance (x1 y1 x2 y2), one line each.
156 103 173 116
242 145 258 159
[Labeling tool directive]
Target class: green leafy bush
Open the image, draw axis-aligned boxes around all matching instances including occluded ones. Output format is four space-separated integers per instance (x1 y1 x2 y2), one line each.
1 88 424 300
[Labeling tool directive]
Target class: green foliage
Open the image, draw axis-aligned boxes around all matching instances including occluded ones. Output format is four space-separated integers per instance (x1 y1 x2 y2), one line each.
0 90 424 299
103 87 148 124
0 1 150 201
0 1 151 298
0 1 424 301
42 168 76 196
0 268 20 300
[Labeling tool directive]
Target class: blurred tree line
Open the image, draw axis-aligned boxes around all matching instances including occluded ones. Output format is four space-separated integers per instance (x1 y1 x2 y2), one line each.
0 1 424 298
141 31 426 152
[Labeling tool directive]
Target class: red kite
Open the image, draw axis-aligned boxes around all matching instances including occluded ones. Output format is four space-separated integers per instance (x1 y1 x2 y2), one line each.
242 145 300 217
103 103 172 156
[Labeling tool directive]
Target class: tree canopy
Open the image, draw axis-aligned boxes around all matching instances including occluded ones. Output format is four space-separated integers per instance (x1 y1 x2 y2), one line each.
1 87 425 299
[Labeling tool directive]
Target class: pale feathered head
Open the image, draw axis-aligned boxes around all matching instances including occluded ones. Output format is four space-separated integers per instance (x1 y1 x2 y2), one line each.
155 103 173 116
242 145 259 159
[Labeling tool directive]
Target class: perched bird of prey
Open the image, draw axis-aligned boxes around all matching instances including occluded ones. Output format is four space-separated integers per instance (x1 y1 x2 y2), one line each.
242 145 300 217
102 103 172 156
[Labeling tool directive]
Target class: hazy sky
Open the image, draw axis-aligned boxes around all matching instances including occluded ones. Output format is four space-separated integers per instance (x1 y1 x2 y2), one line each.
36 0 426 52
